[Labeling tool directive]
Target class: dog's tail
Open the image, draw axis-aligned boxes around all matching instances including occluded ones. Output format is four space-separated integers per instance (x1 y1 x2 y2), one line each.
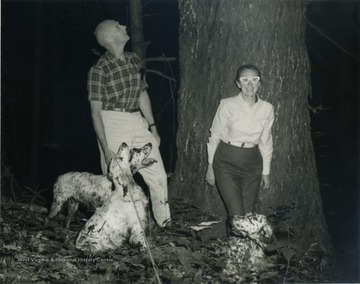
45 174 73 221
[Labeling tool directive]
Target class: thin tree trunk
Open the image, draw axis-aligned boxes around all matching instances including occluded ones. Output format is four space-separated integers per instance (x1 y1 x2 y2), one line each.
171 0 332 253
130 0 145 60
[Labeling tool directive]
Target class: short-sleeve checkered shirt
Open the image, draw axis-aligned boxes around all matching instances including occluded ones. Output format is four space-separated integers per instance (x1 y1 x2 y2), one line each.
87 51 148 110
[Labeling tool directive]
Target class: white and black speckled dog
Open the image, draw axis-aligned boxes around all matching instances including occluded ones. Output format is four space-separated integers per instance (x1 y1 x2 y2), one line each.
223 213 274 283
75 142 148 253
45 143 155 229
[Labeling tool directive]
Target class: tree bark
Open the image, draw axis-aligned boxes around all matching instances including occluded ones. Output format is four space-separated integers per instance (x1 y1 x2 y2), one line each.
130 0 145 60
171 0 332 252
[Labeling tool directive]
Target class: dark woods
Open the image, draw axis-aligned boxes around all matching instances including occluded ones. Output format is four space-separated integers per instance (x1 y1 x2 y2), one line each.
1 0 359 283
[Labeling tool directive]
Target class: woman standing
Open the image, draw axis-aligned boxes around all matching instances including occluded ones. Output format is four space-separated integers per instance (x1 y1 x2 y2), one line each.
206 64 274 233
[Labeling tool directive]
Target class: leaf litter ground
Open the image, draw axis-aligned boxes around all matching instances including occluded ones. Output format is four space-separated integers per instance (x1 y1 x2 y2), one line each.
0 196 348 283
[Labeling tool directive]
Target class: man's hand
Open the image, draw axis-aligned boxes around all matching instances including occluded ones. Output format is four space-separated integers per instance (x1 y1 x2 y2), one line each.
206 164 215 186
104 148 116 166
150 126 161 146
139 91 161 146
261 174 270 189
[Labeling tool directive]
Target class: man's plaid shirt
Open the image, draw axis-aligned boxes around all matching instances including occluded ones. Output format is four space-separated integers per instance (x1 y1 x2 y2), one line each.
87 51 148 110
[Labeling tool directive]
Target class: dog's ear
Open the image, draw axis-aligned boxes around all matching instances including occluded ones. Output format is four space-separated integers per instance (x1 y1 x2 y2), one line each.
142 158 157 167
129 148 134 162
130 158 157 175
142 143 152 157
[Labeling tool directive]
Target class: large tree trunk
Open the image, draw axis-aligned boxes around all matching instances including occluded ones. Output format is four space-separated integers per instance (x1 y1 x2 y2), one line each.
171 0 332 252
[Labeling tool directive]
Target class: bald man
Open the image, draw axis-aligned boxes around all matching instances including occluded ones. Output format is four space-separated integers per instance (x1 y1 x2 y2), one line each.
87 19 171 227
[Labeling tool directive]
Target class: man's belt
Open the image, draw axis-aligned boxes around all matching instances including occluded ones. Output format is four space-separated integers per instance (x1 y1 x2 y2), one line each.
112 108 140 113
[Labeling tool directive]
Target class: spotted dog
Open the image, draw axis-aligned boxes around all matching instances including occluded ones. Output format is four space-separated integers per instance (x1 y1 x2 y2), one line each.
130 144 157 173
45 143 155 229
223 213 274 283
75 142 148 253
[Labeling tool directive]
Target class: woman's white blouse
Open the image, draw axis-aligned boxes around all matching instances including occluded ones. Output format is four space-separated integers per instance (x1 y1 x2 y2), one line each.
207 94 274 175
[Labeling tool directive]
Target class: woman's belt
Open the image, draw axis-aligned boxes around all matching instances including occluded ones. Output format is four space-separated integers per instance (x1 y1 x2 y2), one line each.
222 140 258 148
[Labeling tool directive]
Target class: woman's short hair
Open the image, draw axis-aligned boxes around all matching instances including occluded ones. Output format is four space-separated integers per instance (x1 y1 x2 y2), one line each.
236 64 262 82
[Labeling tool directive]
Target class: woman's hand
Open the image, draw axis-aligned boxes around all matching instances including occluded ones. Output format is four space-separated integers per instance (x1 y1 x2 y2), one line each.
261 174 270 189
206 164 215 186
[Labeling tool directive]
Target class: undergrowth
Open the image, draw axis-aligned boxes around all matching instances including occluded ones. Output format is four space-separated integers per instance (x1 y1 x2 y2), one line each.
1 171 336 283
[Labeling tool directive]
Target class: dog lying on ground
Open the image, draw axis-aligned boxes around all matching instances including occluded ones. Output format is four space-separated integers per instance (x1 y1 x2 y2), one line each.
45 143 155 229
75 142 148 253
223 213 274 283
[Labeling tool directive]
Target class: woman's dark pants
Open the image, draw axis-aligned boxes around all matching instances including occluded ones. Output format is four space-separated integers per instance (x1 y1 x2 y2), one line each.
213 141 263 217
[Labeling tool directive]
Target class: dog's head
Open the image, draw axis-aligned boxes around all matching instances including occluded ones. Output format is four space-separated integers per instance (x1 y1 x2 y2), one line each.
108 142 133 196
108 142 131 176
107 142 157 197
230 213 273 245
129 143 157 174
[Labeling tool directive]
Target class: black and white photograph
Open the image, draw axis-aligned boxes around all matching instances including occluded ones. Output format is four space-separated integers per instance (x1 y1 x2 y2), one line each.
1 0 359 283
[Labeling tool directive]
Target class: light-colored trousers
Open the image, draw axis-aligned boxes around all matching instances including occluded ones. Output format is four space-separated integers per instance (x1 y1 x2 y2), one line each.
99 110 171 227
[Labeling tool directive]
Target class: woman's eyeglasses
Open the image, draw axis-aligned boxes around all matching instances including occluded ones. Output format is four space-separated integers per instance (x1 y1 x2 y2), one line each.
239 76 260 84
